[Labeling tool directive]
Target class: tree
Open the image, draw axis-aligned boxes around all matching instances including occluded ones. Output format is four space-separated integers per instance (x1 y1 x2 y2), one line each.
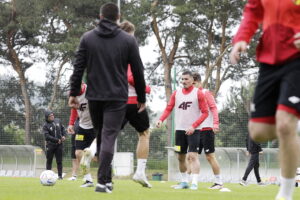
0 0 46 144
42 0 107 109
140 0 254 144
217 81 267 147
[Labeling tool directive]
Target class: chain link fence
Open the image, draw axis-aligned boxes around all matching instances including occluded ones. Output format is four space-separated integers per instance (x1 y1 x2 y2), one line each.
0 79 275 180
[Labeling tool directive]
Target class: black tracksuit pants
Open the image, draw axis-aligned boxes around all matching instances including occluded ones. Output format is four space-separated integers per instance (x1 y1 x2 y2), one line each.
46 143 63 178
242 152 261 183
88 100 126 185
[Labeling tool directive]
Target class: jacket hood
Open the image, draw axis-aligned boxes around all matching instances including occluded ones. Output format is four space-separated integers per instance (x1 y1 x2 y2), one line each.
94 18 121 38
45 110 54 122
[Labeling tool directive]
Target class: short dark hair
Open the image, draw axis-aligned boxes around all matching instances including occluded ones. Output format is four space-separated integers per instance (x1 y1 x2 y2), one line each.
182 70 193 77
120 20 135 33
192 72 201 82
100 3 119 21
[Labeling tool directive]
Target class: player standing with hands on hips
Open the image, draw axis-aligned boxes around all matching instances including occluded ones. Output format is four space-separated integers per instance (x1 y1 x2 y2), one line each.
230 1 300 199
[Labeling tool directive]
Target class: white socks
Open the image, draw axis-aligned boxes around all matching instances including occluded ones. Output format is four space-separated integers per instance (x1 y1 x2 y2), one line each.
215 174 223 185
89 139 97 157
136 159 147 174
84 173 93 182
276 176 295 200
191 174 198 185
181 172 189 183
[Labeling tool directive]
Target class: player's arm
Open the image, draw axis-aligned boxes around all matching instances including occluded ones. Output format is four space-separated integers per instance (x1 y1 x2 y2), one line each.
156 91 176 128
67 108 78 134
128 65 151 94
128 37 146 104
70 35 88 97
205 91 219 132
191 89 209 128
233 0 263 44
230 0 263 64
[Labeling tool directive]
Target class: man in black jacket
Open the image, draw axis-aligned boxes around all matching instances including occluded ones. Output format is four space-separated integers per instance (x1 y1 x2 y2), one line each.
43 110 66 179
69 2 146 193
240 133 265 186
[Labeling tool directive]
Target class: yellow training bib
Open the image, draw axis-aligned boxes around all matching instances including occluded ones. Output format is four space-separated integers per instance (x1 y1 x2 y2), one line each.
75 134 84 141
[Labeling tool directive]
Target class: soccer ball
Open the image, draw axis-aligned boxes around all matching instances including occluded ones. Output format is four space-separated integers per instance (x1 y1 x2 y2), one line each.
40 170 57 186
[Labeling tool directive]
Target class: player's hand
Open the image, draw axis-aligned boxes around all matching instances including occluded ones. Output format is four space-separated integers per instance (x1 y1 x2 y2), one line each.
185 126 195 135
68 96 79 109
61 136 66 142
156 120 163 128
294 32 300 50
58 139 62 144
67 125 75 134
137 102 146 113
229 41 247 64
213 127 220 133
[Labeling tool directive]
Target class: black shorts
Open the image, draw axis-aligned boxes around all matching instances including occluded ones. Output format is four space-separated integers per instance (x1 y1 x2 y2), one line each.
71 134 76 159
121 104 150 133
251 58 300 122
75 126 95 150
198 130 215 154
175 130 200 154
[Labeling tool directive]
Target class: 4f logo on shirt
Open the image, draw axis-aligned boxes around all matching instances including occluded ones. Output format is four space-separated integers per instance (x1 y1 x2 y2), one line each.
79 103 87 111
178 102 192 110
292 0 300 5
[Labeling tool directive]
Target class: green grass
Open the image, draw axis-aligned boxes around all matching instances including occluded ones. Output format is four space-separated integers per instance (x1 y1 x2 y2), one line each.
1 177 300 200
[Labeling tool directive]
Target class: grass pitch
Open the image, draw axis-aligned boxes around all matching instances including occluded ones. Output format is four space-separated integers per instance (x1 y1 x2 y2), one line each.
1 177 300 200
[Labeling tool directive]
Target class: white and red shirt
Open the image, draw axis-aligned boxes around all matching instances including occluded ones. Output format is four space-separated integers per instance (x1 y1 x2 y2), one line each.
159 86 208 130
68 83 93 129
127 65 151 104
199 88 219 131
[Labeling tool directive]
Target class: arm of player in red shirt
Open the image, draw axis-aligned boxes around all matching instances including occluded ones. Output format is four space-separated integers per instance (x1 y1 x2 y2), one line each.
128 65 151 94
159 91 176 122
233 0 263 44
68 108 78 126
205 90 219 130
191 89 209 128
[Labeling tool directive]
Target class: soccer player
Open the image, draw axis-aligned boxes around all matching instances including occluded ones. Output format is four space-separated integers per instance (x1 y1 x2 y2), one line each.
192 72 223 189
69 2 146 193
42 110 66 180
119 20 152 188
67 82 96 187
229 1 300 199
156 70 208 190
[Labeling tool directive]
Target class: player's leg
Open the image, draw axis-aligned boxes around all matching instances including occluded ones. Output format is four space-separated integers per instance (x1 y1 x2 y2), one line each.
186 130 200 190
249 122 276 142
202 130 223 189
173 130 189 189
68 134 78 181
276 111 299 200
127 105 152 187
78 128 96 187
93 101 126 193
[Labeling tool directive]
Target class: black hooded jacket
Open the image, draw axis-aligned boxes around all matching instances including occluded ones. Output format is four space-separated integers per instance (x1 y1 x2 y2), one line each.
70 19 146 103
42 110 66 145
246 134 262 154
